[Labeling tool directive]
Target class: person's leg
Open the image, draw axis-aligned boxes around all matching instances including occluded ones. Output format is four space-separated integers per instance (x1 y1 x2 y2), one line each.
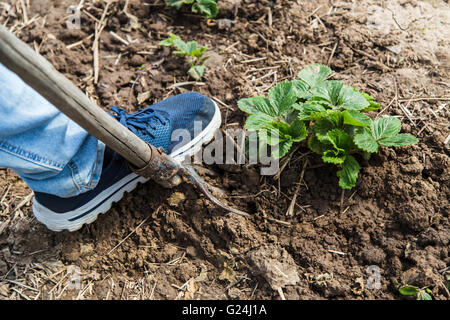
1 63 221 232
0 63 105 198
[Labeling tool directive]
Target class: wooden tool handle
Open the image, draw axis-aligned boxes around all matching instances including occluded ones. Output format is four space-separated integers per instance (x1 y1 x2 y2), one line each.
0 24 151 168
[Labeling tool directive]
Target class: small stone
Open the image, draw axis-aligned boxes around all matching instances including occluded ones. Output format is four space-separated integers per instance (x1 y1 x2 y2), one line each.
129 55 145 67
217 19 234 30
167 192 186 207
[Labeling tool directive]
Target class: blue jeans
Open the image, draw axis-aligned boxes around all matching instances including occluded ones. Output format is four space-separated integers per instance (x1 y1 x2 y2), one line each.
0 63 105 198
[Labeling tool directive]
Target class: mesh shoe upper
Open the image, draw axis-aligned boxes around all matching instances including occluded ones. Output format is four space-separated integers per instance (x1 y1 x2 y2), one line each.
34 93 218 215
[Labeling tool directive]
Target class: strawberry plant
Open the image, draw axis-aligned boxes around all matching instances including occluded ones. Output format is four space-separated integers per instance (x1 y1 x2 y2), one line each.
238 64 418 190
399 285 433 300
159 33 209 81
166 0 218 19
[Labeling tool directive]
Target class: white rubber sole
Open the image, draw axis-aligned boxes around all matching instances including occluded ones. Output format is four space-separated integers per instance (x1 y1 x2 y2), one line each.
33 101 221 232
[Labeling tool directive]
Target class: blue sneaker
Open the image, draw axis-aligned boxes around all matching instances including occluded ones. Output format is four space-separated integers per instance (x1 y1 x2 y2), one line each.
32 92 221 231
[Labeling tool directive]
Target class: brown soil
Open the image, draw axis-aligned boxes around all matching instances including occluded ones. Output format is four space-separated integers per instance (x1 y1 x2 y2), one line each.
0 0 448 300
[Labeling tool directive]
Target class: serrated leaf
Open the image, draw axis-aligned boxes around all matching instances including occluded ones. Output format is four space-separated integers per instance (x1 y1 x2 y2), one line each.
354 128 379 153
167 0 185 9
291 80 310 99
314 118 336 142
238 97 276 117
310 81 343 106
326 110 344 127
337 155 360 190
188 65 205 80
378 134 418 147
337 85 370 111
326 129 355 153
323 149 346 165
245 114 275 131
371 117 402 140
266 126 282 146
185 41 198 56
272 139 293 159
343 110 372 127
172 37 188 53
298 64 331 87
366 117 418 148
399 285 420 296
361 92 382 112
271 121 291 135
417 290 432 300
268 81 297 115
290 119 308 142
191 46 207 58
192 0 218 18
308 135 331 155
159 33 180 46
296 102 327 120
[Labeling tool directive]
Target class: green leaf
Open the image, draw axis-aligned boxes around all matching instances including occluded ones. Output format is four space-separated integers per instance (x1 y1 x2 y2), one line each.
290 119 308 142
188 65 205 80
272 139 293 159
354 128 379 153
296 102 327 120
361 92 382 112
245 114 274 131
266 127 282 146
371 117 402 141
308 135 331 155
342 110 372 127
192 0 218 18
291 80 310 99
159 33 180 46
313 110 345 142
417 290 432 300
367 117 418 147
378 134 418 147
191 46 207 58
326 129 355 153
323 149 346 165
310 81 343 106
172 37 189 53
167 0 185 9
298 64 331 87
399 285 420 296
173 50 189 56
337 155 360 189
268 81 297 115
185 41 198 56
337 85 370 111
314 119 336 142
326 110 344 127
238 97 276 117
271 121 291 135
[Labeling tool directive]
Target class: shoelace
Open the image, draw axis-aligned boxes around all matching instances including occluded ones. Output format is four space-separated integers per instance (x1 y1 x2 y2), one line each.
110 106 167 139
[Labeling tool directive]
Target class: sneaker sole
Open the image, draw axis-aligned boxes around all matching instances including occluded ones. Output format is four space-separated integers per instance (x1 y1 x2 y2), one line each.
33 101 222 232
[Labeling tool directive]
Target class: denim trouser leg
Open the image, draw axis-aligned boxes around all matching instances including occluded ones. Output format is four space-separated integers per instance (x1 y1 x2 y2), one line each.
0 63 105 197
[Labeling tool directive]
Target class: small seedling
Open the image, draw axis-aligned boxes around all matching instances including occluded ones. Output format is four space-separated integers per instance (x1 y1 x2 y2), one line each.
399 285 433 300
159 33 209 81
166 0 218 19
238 64 418 189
